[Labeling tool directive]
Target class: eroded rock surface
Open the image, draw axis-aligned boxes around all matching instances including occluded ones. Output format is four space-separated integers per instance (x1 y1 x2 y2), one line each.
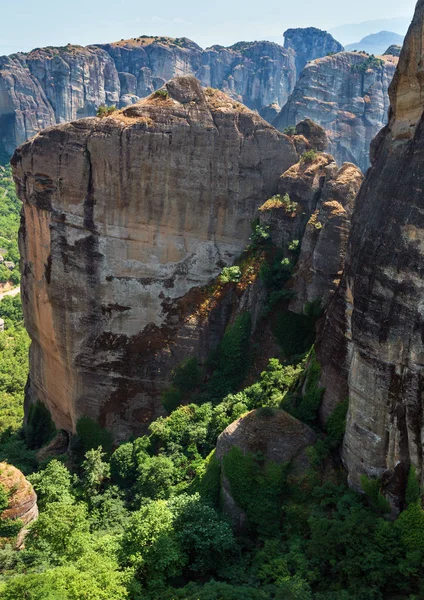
13 76 299 439
317 0 424 510
259 152 363 313
274 52 398 171
0 462 38 546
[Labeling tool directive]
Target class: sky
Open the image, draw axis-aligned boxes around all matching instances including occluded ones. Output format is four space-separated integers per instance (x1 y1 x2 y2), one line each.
0 0 417 55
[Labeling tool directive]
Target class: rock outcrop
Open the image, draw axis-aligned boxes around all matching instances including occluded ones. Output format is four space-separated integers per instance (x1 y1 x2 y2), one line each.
284 27 344 75
259 152 363 313
216 409 316 527
0 462 38 546
13 76 299 439
274 51 398 172
0 37 300 159
0 30 348 161
384 45 402 57
317 0 424 510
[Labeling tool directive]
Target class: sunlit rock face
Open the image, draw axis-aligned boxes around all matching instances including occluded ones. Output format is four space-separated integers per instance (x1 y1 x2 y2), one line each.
316 0 424 511
12 76 299 439
274 51 398 172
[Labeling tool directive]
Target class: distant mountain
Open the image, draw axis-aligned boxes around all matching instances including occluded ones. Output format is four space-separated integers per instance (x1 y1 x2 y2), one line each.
345 31 404 55
330 17 410 45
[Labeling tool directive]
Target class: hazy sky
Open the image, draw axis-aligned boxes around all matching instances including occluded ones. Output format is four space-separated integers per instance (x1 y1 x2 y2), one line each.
0 0 417 55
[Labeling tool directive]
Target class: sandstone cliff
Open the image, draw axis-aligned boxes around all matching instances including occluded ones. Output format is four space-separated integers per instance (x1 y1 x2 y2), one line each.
274 51 398 171
317 0 424 509
0 462 38 547
12 76 299 439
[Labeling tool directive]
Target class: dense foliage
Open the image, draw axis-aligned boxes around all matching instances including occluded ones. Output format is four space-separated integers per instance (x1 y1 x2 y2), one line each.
0 166 21 285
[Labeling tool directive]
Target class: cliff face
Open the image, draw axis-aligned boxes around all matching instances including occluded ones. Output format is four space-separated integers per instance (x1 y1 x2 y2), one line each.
0 56 55 160
13 76 298 439
0 37 300 159
1 30 351 161
274 52 398 172
284 27 344 74
317 0 424 509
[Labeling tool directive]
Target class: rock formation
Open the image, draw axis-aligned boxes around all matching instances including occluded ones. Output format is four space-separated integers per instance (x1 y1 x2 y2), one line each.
259 149 363 314
0 37 300 159
384 45 402 57
317 0 424 510
274 51 398 172
216 409 316 527
0 462 38 546
13 76 299 439
284 27 344 75
0 30 349 161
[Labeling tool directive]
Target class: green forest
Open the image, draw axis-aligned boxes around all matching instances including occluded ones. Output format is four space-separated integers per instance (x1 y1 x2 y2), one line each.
0 166 21 286
0 169 423 600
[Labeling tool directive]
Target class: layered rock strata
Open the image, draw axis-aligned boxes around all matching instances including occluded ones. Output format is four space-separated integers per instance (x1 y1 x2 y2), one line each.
274 51 398 171
317 0 424 509
12 76 298 439
0 462 38 547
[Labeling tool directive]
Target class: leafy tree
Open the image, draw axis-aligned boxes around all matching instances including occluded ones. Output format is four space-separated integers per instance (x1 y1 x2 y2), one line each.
121 499 186 585
168 493 237 575
81 447 111 497
28 460 74 509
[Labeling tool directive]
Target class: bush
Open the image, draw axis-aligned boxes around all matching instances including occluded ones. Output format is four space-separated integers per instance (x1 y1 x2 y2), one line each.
273 310 316 358
153 89 169 98
220 266 241 284
360 475 390 514
96 105 117 117
222 446 287 535
74 416 113 457
0 482 8 513
25 401 56 450
405 465 421 506
326 400 348 446
283 126 296 136
207 313 252 401
301 150 317 163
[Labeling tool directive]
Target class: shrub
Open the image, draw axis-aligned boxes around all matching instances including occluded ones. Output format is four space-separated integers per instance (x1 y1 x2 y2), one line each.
74 416 113 457
326 399 348 446
207 313 252 401
222 446 287 535
283 125 296 136
0 518 22 539
169 493 237 575
405 465 421 506
25 401 56 450
250 223 270 248
110 441 137 488
153 88 169 98
301 150 317 163
0 482 8 513
96 105 117 117
219 266 241 284
360 475 390 514
273 309 315 358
